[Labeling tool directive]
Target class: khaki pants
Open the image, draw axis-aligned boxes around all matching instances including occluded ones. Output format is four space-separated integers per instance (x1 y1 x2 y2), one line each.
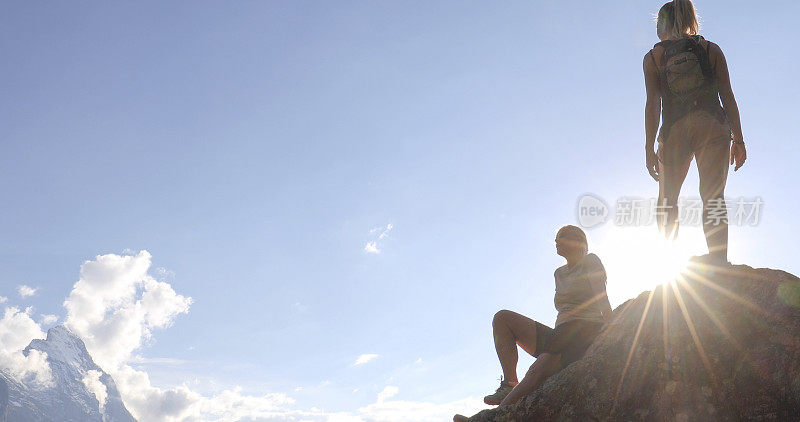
656 111 731 257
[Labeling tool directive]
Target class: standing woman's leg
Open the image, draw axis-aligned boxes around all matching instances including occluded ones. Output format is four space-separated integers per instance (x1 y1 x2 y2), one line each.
696 136 731 261
657 159 691 240
492 310 541 385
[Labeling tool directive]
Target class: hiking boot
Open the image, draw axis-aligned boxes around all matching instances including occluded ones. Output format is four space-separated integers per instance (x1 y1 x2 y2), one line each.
687 254 731 275
483 378 515 405
688 254 730 266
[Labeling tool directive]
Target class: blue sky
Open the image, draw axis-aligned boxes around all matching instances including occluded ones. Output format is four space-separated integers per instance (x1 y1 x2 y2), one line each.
2 1 799 420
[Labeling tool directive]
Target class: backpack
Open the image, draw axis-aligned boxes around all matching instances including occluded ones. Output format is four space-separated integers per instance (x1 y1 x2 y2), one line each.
654 35 724 134
662 36 714 98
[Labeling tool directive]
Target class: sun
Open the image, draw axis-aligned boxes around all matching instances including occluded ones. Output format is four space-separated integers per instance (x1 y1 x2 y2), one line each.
597 226 703 304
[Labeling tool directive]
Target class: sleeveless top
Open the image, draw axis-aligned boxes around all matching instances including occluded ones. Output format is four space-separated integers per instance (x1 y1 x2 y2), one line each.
650 35 726 139
554 253 607 327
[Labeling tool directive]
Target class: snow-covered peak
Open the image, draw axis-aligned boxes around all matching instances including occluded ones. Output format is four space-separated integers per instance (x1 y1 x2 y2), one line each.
3 326 137 421
25 325 93 371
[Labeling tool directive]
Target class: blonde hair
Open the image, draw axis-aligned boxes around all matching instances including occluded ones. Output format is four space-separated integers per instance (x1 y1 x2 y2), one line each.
657 0 700 40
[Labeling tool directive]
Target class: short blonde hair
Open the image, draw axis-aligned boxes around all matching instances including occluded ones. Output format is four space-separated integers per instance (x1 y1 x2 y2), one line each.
657 0 700 40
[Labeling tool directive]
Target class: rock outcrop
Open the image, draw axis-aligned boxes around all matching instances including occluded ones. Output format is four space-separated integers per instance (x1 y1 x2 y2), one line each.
468 257 800 421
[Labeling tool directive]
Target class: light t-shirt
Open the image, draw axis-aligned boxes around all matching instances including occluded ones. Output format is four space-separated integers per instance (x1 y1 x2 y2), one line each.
553 253 607 327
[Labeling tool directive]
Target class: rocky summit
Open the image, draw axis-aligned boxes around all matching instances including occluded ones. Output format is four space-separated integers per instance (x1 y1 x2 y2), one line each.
467 257 800 421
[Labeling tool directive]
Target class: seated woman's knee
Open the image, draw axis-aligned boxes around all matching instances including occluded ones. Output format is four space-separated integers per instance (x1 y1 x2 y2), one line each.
493 309 513 327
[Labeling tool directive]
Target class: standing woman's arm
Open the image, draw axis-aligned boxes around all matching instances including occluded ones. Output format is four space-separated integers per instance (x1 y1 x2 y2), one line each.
711 43 747 170
644 52 662 181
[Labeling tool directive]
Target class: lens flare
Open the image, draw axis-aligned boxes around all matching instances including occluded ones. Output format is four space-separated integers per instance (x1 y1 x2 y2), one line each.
598 226 700 303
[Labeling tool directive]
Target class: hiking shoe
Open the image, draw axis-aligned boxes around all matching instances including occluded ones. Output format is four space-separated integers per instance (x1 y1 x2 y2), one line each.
483 378 514 405
687 254 732 273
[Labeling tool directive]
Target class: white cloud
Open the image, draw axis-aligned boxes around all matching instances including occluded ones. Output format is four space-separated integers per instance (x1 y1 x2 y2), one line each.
111 365 199 421
40 314 59 325
17 285 38 298
0 296 7 303
191 386 296 420
356 394 483 422
376 386 398 403
0 307 53 386
364 223 393 254
353 354 379 366
82 369 108 412
60 251 315 422
63 251 192 371
378 224 393 240
130 356 194 365
113 365 305 422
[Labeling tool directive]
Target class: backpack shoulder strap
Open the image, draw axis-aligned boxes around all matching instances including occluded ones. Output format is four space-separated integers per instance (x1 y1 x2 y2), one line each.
696 39 715 80
649 49 658 69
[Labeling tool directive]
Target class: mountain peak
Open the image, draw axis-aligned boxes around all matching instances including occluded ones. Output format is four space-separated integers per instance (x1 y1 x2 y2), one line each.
3 325 137 422
46 324 74 340
25 325 91 369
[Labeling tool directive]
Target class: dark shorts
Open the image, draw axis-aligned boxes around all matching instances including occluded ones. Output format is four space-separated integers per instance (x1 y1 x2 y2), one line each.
533 319 604 369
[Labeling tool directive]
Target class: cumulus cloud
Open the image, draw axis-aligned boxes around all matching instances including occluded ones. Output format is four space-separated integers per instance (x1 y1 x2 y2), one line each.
112 365 305 422
111 366 199 421
0 307 53 386
82 369 108 412
192 386 296 420
0 296 7 303
17 285 38 298
63 251 192 371
353 354 379 366
40 314 59 325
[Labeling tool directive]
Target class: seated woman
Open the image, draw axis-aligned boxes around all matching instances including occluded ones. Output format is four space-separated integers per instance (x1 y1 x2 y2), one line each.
455 225 613 421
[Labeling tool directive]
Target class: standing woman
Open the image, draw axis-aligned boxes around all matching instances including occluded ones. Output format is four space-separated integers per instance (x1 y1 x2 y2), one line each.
643 0 747 263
